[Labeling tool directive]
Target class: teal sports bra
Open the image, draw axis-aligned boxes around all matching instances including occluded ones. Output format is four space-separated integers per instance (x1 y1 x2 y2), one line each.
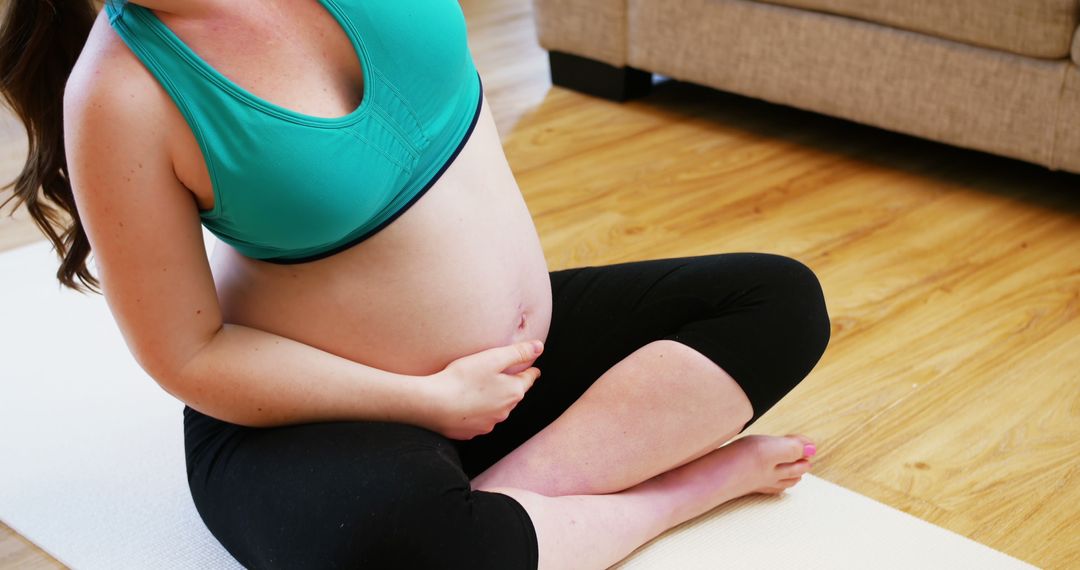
103 0 483 264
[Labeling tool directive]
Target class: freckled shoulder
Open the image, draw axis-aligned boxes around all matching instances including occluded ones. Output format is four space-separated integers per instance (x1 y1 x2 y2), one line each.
67 9 205 202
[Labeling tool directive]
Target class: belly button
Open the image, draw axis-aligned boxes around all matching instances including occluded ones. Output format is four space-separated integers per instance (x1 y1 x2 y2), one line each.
517 312 527 330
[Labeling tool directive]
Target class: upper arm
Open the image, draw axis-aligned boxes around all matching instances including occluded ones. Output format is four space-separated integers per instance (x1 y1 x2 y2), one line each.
63 52 223 390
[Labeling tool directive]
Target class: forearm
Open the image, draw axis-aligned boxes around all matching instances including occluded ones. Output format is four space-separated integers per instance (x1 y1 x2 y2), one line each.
166 323 437 428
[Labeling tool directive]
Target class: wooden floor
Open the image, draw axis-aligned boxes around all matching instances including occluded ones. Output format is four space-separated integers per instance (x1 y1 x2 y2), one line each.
3 0 1078 568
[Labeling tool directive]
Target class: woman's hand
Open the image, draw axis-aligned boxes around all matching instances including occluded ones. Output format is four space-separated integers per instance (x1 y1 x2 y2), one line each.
422 340 544 440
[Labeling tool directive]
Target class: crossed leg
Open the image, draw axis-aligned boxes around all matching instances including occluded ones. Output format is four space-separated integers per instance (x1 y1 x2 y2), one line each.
446 253 831 569
456 253 831 498
472 339 754 496
465 337 818 570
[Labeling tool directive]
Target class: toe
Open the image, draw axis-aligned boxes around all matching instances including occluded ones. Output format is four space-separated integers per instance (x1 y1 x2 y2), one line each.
786 433 817 458
778 435 808 462
779 476 803 488
776 458 812 478
786 433 814 446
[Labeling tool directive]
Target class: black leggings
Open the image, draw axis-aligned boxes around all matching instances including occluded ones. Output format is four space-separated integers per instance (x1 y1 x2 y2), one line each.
182 253 831 569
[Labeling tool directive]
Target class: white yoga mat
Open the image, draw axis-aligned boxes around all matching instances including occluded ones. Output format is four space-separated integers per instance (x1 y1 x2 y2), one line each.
0 236 1038 569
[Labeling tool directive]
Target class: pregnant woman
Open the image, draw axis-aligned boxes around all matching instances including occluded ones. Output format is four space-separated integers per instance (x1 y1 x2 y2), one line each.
1 0 831 568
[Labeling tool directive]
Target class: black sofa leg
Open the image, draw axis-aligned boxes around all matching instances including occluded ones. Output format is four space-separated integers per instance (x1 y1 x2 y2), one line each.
548 50 652 102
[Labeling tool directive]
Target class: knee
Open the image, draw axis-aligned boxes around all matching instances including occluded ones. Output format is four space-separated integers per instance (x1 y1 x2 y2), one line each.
759 254 831 358
388 481 540 569
686 254 831 426
319 466 480 567
740 255 831 411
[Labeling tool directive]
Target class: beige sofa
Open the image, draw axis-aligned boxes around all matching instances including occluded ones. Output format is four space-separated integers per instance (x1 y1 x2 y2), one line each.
532 0 1080 174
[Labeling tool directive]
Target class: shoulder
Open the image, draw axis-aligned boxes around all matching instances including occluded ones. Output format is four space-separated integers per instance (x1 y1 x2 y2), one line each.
63 9 202 221
64 9 174 156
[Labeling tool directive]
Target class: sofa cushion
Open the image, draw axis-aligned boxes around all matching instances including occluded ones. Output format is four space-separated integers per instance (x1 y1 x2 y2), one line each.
1073 24 1080 63
1057 66 1080 172
533 0 629 67
755 0 1080 59
627 0 1069 169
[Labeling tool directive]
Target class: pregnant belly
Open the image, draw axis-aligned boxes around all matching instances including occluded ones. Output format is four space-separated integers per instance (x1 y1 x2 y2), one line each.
207 103 553 377
210 190 552 377
216 258 552 377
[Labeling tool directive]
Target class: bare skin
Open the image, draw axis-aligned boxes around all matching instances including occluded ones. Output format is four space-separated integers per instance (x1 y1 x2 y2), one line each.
489 434 815 569
146 1 553 377
79 1 818 567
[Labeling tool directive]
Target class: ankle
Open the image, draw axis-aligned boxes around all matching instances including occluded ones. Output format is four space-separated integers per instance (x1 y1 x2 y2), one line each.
624 476 698 532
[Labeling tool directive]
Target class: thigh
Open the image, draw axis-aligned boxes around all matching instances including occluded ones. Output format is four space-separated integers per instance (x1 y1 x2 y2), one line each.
183 406 536 569
451 253 830 477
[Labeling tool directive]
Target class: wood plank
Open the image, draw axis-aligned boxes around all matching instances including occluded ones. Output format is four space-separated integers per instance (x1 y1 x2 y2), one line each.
0 523 64 570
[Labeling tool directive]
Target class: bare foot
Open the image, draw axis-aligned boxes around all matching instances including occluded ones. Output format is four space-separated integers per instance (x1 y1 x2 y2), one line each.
638 433 816 527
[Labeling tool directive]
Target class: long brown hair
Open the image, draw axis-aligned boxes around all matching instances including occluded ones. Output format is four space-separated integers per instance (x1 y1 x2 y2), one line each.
0 0 102 293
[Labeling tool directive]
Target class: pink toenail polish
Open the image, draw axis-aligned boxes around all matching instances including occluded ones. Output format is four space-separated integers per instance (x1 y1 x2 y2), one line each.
804 444 817 457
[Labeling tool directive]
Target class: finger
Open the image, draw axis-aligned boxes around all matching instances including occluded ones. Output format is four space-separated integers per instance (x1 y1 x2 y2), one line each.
489 340 544 370
515 366 541 392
